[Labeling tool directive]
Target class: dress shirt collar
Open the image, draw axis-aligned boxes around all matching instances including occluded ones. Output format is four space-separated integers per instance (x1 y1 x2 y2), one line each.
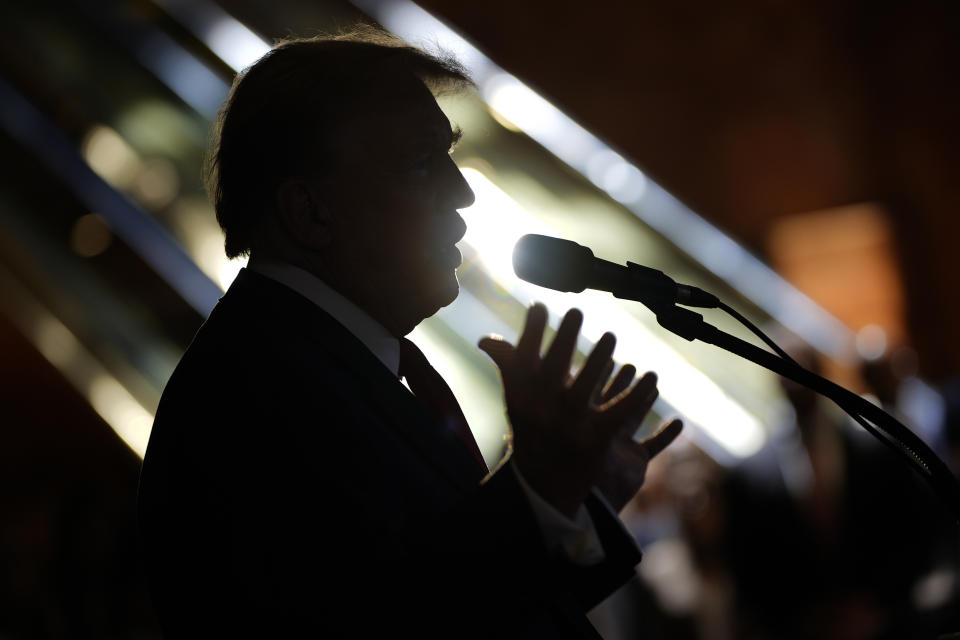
247 260 400 376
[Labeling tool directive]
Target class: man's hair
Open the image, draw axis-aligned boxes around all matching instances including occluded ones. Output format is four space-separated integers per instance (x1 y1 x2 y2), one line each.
205 26 473 259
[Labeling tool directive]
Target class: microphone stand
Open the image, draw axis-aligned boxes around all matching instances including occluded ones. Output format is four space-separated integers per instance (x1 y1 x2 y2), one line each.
630 294 960 526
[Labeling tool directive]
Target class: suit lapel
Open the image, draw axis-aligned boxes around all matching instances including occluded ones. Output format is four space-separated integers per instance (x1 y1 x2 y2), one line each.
224 269 485 492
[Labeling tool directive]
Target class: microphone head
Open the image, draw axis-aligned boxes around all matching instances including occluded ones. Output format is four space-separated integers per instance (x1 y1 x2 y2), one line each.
512 234 594 292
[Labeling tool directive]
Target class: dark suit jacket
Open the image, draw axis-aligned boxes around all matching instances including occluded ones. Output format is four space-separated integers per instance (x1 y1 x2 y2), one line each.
138 268 642 638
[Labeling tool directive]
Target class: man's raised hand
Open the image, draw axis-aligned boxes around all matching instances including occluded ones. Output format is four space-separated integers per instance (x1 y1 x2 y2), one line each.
478 303 681 518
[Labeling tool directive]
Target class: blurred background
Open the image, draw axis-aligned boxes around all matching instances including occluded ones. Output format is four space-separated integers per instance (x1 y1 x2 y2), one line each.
1 0 959 638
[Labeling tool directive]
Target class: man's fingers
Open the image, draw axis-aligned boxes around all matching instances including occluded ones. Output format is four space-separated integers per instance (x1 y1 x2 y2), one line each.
602 364 636 403
641 419 683 460
591 359 616 405
541 308 583 386
568 332 616 405
604 371 658 428
477 336 516 371
515 303 548 369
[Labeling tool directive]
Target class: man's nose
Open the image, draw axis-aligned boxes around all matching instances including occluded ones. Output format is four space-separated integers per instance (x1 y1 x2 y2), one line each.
446 157 475 210
456 173 476 210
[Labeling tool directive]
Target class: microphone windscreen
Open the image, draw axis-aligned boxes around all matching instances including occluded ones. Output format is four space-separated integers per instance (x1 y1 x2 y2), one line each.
512 234 593 292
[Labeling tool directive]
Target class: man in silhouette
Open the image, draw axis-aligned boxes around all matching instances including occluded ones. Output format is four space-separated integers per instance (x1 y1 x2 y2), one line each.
138 28 681 638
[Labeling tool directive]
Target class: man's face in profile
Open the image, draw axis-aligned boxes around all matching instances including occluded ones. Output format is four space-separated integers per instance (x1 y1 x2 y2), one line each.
320 75 475 336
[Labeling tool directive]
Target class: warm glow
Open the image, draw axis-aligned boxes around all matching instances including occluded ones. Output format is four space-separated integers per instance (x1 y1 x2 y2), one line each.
34 315 81 370
87 375 154 457
82 125 142 188
133 157 180 210
69 213 113 258
767 203 905 348
28 314 153 457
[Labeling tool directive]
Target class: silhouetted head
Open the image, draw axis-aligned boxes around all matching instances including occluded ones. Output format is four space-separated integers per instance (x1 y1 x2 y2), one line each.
206 27 476 335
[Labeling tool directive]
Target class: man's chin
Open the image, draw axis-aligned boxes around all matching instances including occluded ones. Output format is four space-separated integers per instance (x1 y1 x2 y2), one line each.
423 278 460 316
395 278 460 336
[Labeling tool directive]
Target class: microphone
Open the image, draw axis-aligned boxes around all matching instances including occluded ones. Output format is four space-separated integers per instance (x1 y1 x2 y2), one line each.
512 234 718 308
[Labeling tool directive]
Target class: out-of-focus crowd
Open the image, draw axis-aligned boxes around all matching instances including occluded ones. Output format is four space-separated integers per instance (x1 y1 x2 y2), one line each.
596 345 960 640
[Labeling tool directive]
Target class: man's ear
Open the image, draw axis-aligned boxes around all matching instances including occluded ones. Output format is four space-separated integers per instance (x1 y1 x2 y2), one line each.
275 178 331 249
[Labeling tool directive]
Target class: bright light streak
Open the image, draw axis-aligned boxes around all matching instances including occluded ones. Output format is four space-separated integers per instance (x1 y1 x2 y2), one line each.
482 73 606 173
485 75 563 143
459 168 765 458
136 31 229 118
27 314 153 458
88 375 154 456
585 149 647 204
34 316 81 370
153 0 270 72
352 0 495 82
202 18 271 71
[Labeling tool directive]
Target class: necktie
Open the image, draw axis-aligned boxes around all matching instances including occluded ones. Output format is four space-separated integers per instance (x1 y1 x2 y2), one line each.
398 338 488 474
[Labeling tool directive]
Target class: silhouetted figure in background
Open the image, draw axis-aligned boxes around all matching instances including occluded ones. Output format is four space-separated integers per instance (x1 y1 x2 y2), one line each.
609 441 732 640
723 345 953 640
136 29 681 639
